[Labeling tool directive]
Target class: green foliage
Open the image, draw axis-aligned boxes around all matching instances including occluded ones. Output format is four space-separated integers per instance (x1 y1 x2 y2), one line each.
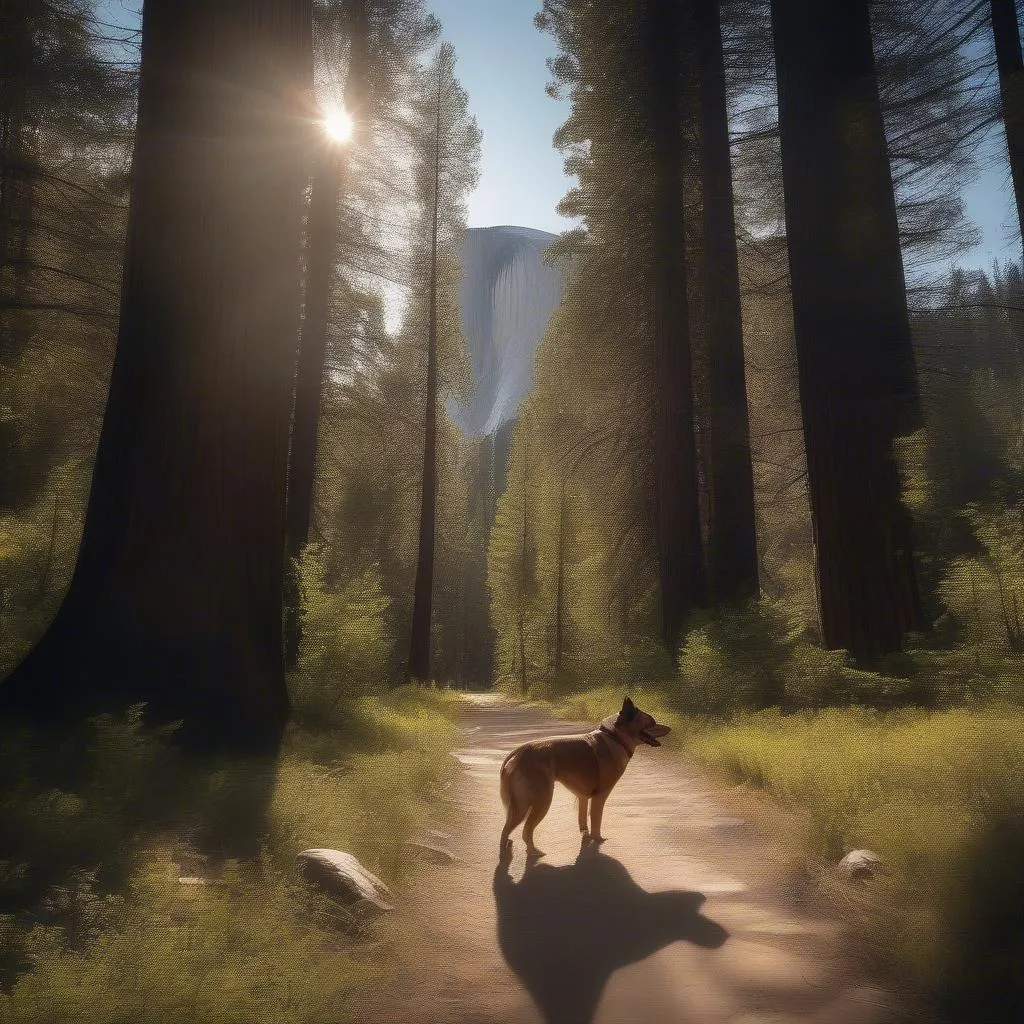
289 548 391 726
0 688 459 1021
687 706 1024 1013
664 599 918 715
1 856 381 1024
675 601 796 713
939 500 1024 656
0 459 91 676
0 706 180 916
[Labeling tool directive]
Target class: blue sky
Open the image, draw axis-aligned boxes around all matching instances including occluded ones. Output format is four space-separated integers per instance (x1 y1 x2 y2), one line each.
98 0 1020 273
428 0 573 235
431 0 1022 274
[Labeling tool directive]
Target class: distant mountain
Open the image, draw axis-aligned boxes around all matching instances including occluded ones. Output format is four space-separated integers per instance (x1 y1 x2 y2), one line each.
446 225 567 438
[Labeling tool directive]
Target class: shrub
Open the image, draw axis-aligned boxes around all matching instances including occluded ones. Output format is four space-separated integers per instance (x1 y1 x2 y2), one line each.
674 599 798 714
289 550 391 727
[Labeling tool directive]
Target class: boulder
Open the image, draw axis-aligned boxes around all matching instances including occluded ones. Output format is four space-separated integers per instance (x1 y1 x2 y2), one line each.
296 849 394 915
838 849 883 881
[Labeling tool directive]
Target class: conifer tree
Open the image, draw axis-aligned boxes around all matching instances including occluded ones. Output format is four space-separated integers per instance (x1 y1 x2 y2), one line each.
771 0 925 662
690 0 759 603
992 0 1024 252
406 41 479 682
0 0 314 751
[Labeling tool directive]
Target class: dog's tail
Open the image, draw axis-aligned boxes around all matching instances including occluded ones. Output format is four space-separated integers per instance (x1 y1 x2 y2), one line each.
498 748 519 809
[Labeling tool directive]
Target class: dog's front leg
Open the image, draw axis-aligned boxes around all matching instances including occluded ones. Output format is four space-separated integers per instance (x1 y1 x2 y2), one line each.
577 795 589 835
589 793 608 843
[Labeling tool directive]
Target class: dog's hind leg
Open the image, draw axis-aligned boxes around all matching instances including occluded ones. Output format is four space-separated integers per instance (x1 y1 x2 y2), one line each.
522 782 554 858
500 797 527 860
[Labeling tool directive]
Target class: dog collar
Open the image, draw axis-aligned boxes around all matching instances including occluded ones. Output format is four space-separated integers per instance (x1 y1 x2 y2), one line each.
599 724 633 758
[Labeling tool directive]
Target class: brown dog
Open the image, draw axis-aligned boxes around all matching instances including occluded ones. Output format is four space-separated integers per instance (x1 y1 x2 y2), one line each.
498 697 671 859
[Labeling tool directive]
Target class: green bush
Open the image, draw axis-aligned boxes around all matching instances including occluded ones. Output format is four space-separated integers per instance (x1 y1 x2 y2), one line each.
674 600 795 713
288 550 391 727
0 707 180 913
667 599 932 715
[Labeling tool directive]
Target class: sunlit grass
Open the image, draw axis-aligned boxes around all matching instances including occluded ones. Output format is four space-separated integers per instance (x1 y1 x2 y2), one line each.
550 684 1024 1014
0 686 460 1023
684 706 1024 1010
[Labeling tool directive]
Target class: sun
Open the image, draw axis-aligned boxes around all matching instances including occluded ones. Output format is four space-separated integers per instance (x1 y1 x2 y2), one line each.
322 105 353 144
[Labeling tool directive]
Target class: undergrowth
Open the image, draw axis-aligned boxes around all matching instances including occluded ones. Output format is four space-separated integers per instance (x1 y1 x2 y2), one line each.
0 686 459 1023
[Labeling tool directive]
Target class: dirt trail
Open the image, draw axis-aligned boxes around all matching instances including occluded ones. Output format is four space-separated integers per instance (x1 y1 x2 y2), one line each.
352 694 906 1024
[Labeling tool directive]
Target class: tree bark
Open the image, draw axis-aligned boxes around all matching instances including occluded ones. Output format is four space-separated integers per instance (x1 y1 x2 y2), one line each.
646 0 706 651
554 473 566 672
283 146 341 668
284 1 371 667
0 0 35 509
992 0 1024 254
0 0 313 753
692 0 759 604
407 68 443 682
771 0 924 664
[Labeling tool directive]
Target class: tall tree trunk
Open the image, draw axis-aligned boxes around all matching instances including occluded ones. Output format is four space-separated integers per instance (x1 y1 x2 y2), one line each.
554 472 566 672
992 0 1024 252
463 434 496 686
0 0 313 753
771 0 924 664
0 0 35 509
284 2 369 666
692 0 759 604
646 0 706 651
283 146 342 667
518 429 531 694
407 70 443 682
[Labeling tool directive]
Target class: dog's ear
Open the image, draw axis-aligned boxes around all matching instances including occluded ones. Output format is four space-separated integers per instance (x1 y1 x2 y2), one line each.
621 696 637 721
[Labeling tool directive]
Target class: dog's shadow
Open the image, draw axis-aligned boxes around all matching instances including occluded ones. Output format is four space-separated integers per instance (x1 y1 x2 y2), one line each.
493 842 729 1024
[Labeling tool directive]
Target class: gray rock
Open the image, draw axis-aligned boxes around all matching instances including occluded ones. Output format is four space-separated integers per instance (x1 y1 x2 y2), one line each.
405 840 457 864
296 849 394 915
838 849 883 881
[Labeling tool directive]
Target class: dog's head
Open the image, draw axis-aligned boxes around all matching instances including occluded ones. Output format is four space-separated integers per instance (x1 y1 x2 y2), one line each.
615 696 671 747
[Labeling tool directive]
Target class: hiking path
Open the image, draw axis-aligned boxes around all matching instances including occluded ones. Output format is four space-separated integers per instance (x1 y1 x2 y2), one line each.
352 694 908 1024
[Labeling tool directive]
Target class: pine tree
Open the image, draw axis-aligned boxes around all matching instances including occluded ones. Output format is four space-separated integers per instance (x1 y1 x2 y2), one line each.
284 0 439 665
406 41 479 682
770 0 925 662
992 0 1024 253
1 1 134 509
537 0 707 652
0 0 314 752
690 0 759 603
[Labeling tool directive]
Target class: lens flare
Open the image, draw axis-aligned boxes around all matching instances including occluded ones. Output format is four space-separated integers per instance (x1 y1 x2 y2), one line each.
322 105 353 144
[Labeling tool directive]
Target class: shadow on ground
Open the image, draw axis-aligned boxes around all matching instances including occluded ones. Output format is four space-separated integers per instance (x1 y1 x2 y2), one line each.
493 842 729 1024
940 813 1024 1024
0 713 279 987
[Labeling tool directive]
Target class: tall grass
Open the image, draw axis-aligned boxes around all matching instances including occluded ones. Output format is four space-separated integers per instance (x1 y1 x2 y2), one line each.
687 707 1024 1020
549 682 1024 1022
0 686 460 1023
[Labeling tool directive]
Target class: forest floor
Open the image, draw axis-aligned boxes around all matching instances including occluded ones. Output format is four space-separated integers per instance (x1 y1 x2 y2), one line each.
352 693 916 1024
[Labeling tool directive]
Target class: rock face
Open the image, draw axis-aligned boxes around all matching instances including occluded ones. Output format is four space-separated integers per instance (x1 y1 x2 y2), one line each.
296 849 394 915
447 225 567 439
838 849 883 881
449 226 566 688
